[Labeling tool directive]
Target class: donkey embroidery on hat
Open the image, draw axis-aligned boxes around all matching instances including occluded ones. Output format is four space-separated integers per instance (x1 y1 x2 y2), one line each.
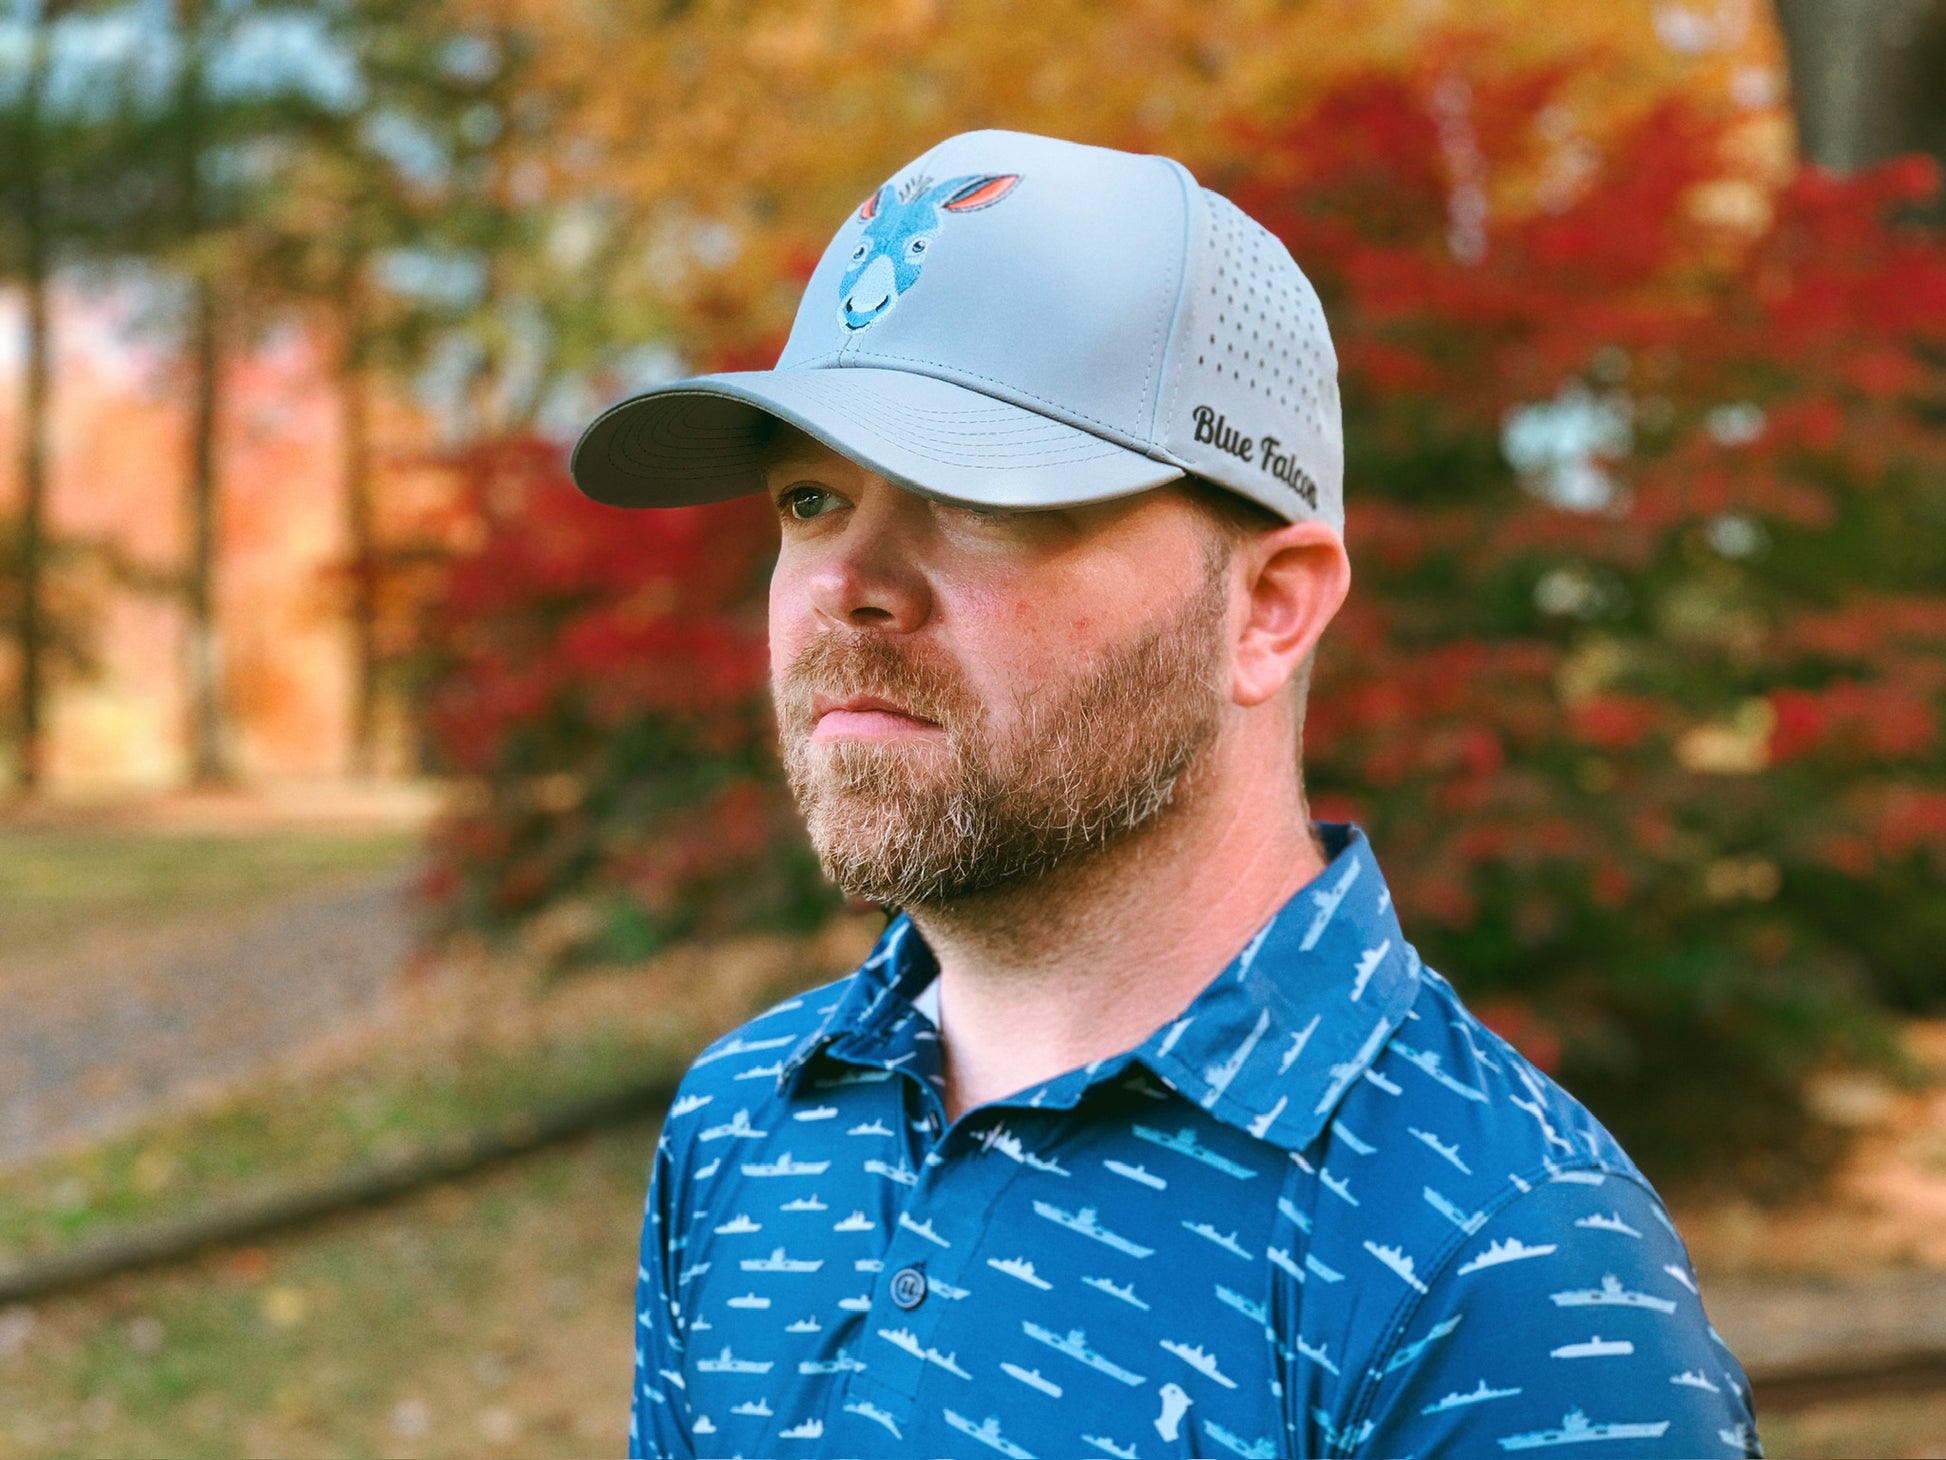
838 172 1021 330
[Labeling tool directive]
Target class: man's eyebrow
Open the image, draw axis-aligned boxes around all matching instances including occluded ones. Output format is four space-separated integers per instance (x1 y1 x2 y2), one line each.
762 463 833 487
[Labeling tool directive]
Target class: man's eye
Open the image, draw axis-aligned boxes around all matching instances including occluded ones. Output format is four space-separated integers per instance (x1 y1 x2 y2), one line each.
779 485 839 520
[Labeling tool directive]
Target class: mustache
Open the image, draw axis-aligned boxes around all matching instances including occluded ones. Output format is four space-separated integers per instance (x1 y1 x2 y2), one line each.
775 632 982 736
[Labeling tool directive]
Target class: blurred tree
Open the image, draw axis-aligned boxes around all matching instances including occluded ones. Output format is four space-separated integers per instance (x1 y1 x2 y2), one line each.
0 0 67 791
170 0 231 783
448 0 1786 410
414 437 826 961
0 0 122 789
1774 0 1946 185
248 0 514 775
72 0 360 784
1227 58 1946 1187
416 34 1944 1190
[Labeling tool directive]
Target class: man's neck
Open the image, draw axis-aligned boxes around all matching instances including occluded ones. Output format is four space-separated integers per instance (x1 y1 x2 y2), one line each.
905 738 1327 1123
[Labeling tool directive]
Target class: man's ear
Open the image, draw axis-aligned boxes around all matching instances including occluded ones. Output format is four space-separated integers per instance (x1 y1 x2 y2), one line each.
1232 523 1349 709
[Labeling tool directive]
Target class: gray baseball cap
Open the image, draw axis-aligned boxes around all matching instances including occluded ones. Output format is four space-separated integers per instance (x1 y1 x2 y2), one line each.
570 128 1344 533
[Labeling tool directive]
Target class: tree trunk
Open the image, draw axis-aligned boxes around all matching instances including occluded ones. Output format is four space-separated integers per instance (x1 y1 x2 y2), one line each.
184 274 229 785
340 317 380 777
176 0 231 786
1774 0 1946 180
15 8 53 792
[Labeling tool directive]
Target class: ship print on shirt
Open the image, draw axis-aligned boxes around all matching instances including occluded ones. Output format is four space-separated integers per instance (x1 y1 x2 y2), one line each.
629 822 1761 1460
843 1398 902 1439
978 1122 1074 1175
1550 1272 1678 1313
1183 1219 1253 1259
1023 1322 1147 1385
1033 1201 1155 1257
1160 1338 1239 1388
1458 1237 1559 1274
989 1256 1054 1289
1131 1125 1261 1180
698 1109 766 1142
879 1327 972 1378
1365 1240 1431 1293
740 1151 829 1177
1422 1378 1523 1413
899 1211 951 1247
1550 1335 1637 1359
740 1246 821 1273
1410 1126 1473 1174
690 1033 795 1068
1424 1185 1489 1234
1574 1210 1645 1238
1001 1361 1063 1396
1349 939 1391 1002
1083 1274 1150 1309
797 1348 865 1374
1207 1419 1280 1458
943 1409 1035 1459
695 1346 772 1374
1299 855 1362 950
1215 1283 1267 1324
1497 1409 1671 1450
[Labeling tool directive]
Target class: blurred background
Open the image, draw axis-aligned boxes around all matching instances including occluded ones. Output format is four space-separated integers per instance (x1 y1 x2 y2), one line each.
1 0 1943 1455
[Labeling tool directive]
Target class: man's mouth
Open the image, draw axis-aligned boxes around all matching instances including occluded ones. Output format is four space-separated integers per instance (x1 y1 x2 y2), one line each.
811 694 944 739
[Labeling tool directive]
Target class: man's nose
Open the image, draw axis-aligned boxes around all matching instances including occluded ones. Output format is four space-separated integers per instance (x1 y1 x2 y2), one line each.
804 520 932 633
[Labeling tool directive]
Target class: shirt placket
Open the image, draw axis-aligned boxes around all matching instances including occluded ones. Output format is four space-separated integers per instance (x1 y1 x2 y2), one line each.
834 1071 1031 1433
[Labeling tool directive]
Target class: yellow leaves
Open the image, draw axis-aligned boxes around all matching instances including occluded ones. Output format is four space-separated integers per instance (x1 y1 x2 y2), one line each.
1676 696 1775 775
452 0 1790 365
1703 853 1781 900
131 1148 179 1196
260 1283 313 1328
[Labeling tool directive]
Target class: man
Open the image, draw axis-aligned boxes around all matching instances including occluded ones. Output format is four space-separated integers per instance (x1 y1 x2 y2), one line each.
572 130 1763 1458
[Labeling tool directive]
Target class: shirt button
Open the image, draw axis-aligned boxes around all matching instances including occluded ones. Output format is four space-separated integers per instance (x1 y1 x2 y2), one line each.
890 1265 928 1310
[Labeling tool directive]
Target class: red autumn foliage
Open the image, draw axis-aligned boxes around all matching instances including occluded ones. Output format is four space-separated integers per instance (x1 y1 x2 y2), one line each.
417 51 1946 1182
414 437 830 945
1222 56 1946 1181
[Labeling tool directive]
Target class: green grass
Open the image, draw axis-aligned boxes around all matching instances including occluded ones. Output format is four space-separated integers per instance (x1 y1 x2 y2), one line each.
6 1114 1946 1460
0 1117 655 1459
0 1016 706 1270
0 827 419 961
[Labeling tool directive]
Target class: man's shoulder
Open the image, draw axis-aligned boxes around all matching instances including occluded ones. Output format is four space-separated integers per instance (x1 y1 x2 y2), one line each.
1370 962 1638 1179
1312 961 1655 1273
1321 969 1759 1453
665 970 860 1121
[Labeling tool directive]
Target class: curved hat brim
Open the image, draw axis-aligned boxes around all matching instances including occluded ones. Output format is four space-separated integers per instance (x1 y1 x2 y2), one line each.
569 367 1186 512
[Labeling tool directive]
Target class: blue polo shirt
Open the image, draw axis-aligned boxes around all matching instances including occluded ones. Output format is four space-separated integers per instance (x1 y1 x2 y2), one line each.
630 822 1763 1458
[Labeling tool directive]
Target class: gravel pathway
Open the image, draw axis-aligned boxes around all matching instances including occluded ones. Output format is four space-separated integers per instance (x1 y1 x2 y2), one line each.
0 869 419 1170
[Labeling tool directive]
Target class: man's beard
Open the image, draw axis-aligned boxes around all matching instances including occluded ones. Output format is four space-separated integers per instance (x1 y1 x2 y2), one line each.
775 541 1232 908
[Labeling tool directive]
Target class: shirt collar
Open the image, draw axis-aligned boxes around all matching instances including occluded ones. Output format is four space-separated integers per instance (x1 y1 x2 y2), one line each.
776 821 1421 1153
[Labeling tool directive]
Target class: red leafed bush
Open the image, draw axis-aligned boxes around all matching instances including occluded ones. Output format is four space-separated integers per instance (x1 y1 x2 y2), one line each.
415 437 835 959
416 52 1945 1185
1221 59 1946 1185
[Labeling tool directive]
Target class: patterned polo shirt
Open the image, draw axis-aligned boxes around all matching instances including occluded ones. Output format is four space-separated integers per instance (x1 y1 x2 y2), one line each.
629 821 1764 1458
